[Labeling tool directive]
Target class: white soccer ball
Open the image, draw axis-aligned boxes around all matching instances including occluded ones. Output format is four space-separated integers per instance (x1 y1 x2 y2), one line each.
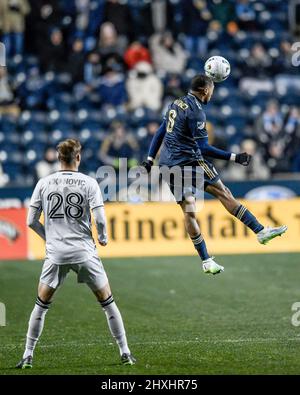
204 56 231 83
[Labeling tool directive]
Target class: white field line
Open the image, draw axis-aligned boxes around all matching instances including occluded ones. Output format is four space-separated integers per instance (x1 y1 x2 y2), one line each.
2 337 300 350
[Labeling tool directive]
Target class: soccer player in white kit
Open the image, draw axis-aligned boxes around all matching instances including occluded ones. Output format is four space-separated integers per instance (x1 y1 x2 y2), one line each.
16 139 136 368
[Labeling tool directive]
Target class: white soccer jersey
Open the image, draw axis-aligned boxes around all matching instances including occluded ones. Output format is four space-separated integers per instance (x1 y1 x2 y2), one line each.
30 170 104 264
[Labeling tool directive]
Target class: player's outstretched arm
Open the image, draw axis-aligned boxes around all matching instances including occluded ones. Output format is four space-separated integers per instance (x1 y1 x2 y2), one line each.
196 137 252 166
141 120 167 173
27 206 45 240
92 206 108 246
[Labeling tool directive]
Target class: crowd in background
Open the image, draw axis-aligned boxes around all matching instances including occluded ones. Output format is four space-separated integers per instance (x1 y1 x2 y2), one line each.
0 0 299 187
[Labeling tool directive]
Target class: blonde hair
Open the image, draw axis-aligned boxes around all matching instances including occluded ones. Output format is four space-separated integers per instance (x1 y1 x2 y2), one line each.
56 139 81 165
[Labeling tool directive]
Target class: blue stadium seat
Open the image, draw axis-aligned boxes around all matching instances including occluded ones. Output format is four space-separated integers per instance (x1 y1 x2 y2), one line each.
2 162 24 181
0 116 17 133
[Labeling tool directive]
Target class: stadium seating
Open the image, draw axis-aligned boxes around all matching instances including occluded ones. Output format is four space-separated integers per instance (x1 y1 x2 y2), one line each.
0 0 298 185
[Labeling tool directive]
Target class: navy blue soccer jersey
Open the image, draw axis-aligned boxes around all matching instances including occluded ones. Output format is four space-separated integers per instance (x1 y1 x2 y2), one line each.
159 93 208 166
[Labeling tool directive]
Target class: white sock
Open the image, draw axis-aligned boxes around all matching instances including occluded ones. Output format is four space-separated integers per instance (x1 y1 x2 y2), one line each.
100 295 130 356
23 297 51 359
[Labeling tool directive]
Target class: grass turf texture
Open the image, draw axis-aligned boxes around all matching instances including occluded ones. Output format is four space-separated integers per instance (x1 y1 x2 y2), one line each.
0 253 300 375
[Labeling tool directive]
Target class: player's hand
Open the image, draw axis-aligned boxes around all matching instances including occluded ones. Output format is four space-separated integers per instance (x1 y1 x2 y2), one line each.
235 152 252 166
141 159 153 173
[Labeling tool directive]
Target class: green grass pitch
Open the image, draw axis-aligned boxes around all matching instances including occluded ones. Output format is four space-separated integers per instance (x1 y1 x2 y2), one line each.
1 253 300 375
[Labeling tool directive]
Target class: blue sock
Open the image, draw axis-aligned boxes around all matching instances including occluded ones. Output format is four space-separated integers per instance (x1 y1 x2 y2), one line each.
191 234 210 261
234 205 264 234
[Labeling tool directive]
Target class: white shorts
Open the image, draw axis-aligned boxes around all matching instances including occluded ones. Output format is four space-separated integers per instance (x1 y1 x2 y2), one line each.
39 255 108 291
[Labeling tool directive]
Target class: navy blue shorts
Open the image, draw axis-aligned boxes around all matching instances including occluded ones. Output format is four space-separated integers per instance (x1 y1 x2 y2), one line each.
160 159 220 203
198 159 220 189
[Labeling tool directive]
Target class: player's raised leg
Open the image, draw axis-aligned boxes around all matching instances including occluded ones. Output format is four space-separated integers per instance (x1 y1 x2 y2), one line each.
16 283 56 369
179 195 224 275
205 180 287 243
93 283 136 365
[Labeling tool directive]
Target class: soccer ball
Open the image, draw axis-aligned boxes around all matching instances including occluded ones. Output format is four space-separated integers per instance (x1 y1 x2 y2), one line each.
204 56 231 83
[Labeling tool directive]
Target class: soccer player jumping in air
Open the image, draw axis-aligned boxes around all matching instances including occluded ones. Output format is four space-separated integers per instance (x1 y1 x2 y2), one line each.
16 139 136 369
142 74 287 275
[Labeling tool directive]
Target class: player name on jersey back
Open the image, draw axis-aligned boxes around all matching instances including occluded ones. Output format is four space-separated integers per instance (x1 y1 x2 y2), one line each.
30 171 103 265
49 176 87 187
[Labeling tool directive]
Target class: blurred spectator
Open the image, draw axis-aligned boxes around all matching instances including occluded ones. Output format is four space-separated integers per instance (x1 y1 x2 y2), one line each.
182 0 212 57
0 67 14 105
244 43 272 77
85 0 105 40
235 0 256 30
150 32 187 75
284 107 300 136
0 0 298 185
124 41 151 69
74 0 90 36
16 67 48 110
84 51 102 84
226 20 239 37
255 100 292 174
284 107 300 169
223 139 270 180
103 0 131 38
126 61 163 111
102 52 125 74
163 73 185 101
139 120 160 160
98 65 127 107
150 0 174 33
128 0 176 39
276 40 294 73
35 147 60 178
127 0 154 38
267 140 290 174
206 19 223 50
40 28 66 73
261 100 283 137
207 19 222 35
27 0 62 55
98 21 127 57
0 0 30 57
209 0 235 29
99 121 138 168
68 38 85 83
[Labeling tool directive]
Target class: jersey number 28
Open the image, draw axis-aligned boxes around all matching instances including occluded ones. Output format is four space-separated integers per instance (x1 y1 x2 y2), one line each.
47 192 84 219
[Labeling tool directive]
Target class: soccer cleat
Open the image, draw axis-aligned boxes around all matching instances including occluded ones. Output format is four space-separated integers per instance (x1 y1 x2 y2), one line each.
202 257 224 275
15 356 33 369
121 353 136 365
257 225 288 245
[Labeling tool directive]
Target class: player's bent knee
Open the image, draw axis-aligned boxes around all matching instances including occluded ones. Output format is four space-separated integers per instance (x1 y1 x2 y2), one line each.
180 196 197 215
38 283 56 303
93 282 111 302
184 195 196 204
